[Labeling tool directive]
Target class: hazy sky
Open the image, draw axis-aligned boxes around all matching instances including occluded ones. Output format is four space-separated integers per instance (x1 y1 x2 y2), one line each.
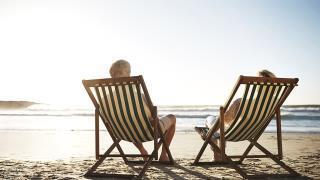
0 0 319 106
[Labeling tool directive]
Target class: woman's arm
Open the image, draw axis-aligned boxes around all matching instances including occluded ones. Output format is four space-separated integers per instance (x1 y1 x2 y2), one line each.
211 98 241 132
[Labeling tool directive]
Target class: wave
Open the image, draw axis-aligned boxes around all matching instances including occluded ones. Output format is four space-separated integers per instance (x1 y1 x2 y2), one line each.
170 114 320 120
281 105 320 112
160 114 211 119
281 115 320 120
283 105 320 108
159 108 218 112
0 113 211 118
0 103 319 122
1 127 319 133
0 113 94 117
1 112 319 121
26 104 320 112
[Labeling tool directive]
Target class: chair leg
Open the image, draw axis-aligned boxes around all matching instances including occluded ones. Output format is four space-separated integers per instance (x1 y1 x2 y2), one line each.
137 139 164 178
192 140 209 165
208 140 248 178
193 139 249 178
85 140 162 179
111 139 129 163
253 141 300 176
85 142 117 176
220 152 249 178
193 135 299 178
238 141 255 163
193 135 229 165
86 132 175 179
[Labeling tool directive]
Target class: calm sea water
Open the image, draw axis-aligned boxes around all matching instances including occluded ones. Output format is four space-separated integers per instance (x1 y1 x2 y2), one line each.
0 104 320 133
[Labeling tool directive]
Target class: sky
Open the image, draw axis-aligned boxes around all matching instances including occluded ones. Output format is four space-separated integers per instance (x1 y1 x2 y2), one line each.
0 0 319 106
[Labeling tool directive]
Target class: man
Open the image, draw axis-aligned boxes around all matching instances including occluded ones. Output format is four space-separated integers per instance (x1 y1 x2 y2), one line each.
109 59 176 161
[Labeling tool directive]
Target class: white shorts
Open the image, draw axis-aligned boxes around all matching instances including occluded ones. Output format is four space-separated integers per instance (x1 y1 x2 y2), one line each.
159 115 174 132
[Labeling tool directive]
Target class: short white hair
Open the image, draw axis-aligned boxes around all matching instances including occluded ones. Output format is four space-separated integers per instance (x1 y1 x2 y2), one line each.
109 59 131 77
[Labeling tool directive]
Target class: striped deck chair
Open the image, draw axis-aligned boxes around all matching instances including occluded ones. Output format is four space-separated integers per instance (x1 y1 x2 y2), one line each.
193 76 300 179
82 75 174 179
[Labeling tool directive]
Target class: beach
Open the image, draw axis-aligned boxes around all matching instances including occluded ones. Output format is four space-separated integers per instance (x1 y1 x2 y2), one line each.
1 131 319 179
1 0 320 178
1 105 319 179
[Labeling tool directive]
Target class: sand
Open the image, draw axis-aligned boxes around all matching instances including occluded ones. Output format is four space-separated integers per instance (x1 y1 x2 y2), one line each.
0 132 319 179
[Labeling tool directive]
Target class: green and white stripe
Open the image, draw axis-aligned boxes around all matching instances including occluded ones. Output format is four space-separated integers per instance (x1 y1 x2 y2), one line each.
92 83 154 143
225 83 289 141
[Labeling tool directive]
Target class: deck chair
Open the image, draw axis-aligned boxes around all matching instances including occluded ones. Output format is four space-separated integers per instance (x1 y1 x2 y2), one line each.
193 76 300 179
82 75 174 179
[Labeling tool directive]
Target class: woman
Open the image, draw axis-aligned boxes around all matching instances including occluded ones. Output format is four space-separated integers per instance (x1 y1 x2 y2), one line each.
203 69 276 161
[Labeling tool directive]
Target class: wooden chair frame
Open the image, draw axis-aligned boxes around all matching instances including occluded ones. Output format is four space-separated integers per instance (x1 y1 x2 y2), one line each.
192 76 300 179
82 75 174 179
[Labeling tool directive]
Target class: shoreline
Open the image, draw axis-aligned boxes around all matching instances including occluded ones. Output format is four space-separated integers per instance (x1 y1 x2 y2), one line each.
1 132 319 179
1 131 320 160
1 129 320 133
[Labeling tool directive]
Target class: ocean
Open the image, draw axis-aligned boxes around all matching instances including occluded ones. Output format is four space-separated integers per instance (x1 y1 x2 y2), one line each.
1 104 320 133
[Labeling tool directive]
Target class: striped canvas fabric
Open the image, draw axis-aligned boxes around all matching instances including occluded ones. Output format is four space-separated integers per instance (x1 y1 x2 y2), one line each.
224 82 289 141
91 83 154 143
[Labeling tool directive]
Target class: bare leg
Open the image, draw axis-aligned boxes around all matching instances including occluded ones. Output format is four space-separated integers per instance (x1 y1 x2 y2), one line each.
133 142 148 161
211 139 222 161
159 114 176 161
